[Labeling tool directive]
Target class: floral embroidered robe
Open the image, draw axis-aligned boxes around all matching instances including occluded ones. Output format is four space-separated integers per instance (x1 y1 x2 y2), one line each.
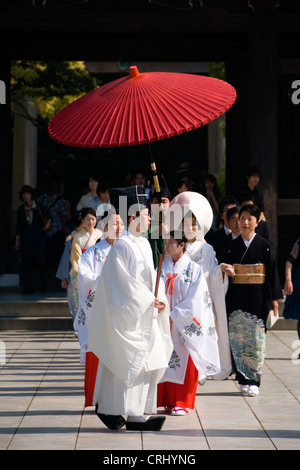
74 238 112 352
186 240 232 380
159 252 220 388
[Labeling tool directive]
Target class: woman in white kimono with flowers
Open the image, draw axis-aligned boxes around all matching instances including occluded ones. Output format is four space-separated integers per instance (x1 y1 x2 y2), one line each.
157 230 220 415
166 192 232 384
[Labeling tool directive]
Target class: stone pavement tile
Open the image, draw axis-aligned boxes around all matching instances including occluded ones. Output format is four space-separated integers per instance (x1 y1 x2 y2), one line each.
142 409 209 450
77 407 142 450
0 413 24 450
7 428 78 450
246 333 300 451
1 329 299 451
265 331 300 402
195 378 275 450
263 425 300 450
0 331 84 450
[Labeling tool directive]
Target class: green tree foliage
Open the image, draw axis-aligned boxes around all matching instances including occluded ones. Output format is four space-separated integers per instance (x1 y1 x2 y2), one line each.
10 60 101 124
207 61 226 81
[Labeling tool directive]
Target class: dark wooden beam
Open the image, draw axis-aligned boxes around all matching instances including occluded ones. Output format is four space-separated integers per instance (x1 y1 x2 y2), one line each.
277 199 300 215
247 2 279 248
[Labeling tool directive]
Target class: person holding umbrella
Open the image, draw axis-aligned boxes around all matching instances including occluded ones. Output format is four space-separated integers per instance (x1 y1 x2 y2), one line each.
87 185 173 431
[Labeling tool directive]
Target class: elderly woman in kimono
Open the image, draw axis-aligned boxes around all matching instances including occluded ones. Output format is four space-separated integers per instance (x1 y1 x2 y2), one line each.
68 207 102 321
74 209 125 406
165 192 232 384
157 230 220 415
219 204 283 397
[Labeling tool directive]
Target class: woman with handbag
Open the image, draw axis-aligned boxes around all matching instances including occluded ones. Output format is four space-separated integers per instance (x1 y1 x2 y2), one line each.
15 185 49 294
219 204 283 397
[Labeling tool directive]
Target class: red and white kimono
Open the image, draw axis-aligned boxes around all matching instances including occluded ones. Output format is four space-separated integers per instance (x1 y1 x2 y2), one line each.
157 252 220 410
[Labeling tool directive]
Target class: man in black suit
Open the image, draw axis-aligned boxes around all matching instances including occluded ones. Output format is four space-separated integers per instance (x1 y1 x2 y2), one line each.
205 195 238 249
214 206 241 261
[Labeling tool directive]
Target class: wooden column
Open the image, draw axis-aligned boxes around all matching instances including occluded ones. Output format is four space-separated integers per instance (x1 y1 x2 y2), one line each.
0 60 12 274
226 50 248 197
247 1 279 248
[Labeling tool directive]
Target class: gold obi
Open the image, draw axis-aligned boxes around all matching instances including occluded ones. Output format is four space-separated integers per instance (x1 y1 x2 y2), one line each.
231 263 266 285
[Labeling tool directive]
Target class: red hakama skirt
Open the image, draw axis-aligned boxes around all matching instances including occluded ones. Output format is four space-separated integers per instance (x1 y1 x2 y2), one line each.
157 356 198 409
84 351 99 407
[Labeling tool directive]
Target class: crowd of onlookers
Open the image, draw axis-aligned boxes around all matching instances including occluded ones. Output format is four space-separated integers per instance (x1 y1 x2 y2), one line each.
12 165 268 294
12 162 300 410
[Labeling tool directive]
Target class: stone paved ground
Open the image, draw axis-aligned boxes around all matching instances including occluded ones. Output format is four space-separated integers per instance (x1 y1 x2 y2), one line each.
0 329 299 452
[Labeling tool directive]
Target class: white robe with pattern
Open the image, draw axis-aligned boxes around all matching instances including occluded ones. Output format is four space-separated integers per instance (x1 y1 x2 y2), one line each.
74 238 112 351
186 240 232 380
160 252 220 384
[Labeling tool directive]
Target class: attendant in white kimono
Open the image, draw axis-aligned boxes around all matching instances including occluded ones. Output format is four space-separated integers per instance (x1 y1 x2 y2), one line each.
157 231 220 415
74 210 124 406
166 191 232 383
68 207 102 321
88 186 173 431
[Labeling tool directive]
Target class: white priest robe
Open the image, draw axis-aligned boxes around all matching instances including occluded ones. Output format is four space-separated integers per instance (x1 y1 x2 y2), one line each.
186 240 232 380
88 232 173 417
74 238 112 351
159 252 220 385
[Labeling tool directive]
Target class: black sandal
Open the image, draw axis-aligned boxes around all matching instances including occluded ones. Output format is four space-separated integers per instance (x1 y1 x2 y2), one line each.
95 406 126 430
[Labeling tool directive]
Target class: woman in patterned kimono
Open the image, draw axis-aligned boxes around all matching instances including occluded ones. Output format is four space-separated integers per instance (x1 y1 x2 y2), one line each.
68 207 102 321
157 231 220 415
219 204 282 397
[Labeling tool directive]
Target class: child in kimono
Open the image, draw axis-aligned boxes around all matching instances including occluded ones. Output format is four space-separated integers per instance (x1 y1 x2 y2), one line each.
157 231 220 415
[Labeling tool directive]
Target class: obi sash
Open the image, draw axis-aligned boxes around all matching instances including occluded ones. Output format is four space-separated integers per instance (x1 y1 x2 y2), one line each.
231 263 266 285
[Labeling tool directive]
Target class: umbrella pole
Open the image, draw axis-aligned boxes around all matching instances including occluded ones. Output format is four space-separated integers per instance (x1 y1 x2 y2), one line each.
148 144 162 205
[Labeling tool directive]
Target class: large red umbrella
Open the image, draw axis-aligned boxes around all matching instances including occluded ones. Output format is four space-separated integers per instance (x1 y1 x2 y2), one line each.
48 65 236 195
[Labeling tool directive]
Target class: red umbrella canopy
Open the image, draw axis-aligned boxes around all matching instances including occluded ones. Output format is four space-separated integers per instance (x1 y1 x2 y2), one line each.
48 66 236 148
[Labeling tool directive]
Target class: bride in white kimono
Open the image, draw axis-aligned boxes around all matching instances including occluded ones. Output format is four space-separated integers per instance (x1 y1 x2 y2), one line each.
88 185 173 431
157 231 220 415
166 191 232 382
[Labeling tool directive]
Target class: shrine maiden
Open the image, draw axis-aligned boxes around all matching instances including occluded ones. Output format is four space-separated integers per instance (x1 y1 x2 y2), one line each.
75 209 124 352
166 191 232 382
157 231 220 415
68 207 102 321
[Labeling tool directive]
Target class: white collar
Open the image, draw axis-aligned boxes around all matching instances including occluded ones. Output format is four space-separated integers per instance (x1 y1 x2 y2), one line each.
242 233 256 248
